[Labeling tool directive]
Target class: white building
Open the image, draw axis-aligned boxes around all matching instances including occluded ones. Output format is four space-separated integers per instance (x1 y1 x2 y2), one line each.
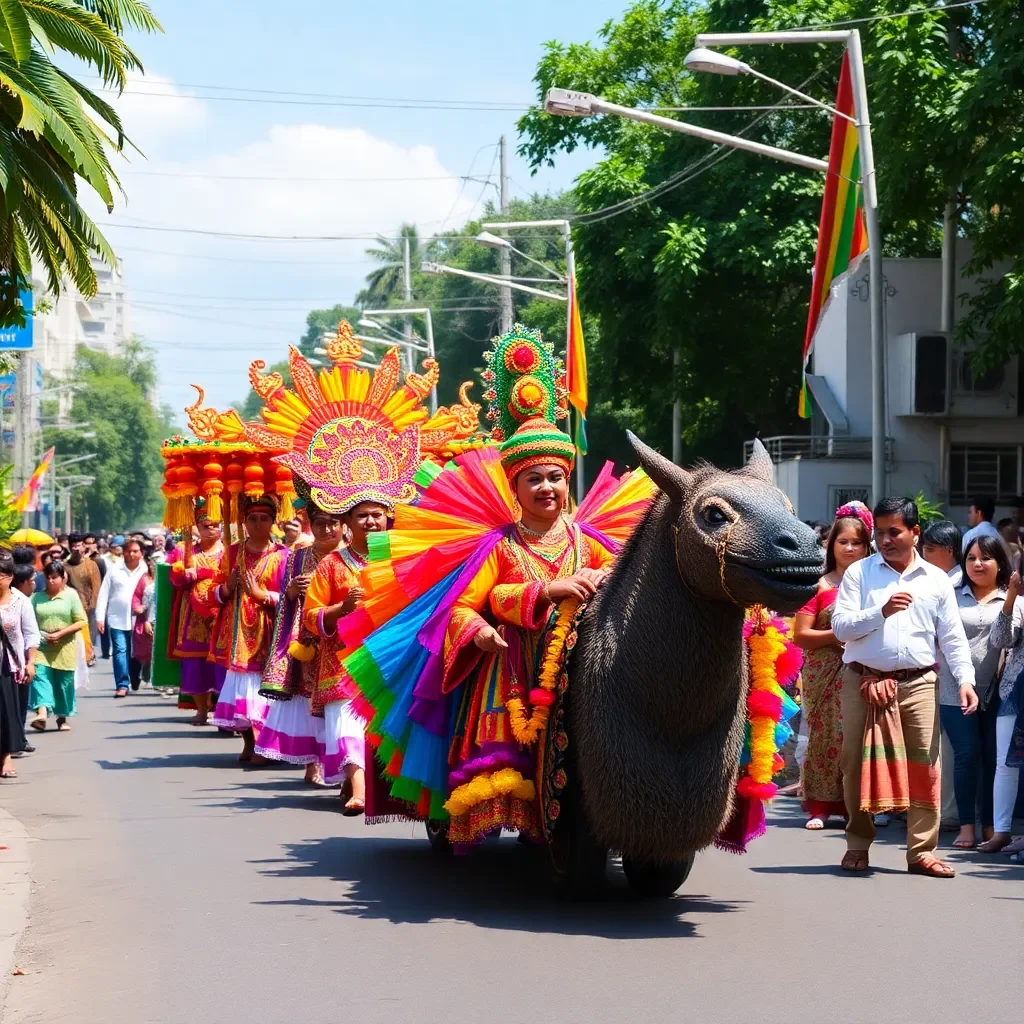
32 254 130 381
748 247 1023 524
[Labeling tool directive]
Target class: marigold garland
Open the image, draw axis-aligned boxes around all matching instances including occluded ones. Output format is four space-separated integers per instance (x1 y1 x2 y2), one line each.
738 607 802 804
506 597 580 746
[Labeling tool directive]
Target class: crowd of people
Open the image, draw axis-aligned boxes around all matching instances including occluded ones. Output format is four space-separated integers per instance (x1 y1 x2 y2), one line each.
793 495 1024 874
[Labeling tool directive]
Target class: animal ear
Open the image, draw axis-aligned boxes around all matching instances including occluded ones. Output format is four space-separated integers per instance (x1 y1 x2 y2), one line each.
627 431 692 504
744 438 775 486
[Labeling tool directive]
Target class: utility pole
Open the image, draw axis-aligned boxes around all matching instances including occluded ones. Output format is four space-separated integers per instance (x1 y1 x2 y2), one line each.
402 233 413 374
498 135 513 334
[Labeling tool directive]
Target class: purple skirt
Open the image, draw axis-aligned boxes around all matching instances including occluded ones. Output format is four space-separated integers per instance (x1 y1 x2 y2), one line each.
179 659 226 696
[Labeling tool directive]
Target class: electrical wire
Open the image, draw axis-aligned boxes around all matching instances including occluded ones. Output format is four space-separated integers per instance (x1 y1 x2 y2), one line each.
116 169 497 183
790 0 989 30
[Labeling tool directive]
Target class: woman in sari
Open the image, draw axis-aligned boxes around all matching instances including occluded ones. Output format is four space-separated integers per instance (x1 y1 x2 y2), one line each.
793 502 872 829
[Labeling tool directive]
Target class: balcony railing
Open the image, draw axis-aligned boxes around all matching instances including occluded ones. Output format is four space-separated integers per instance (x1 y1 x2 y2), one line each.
744 435 894 464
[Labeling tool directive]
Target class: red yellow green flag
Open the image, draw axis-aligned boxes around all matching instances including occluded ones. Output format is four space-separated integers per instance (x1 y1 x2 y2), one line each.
566 273 588 455
799 52 868 418
13 446 54 513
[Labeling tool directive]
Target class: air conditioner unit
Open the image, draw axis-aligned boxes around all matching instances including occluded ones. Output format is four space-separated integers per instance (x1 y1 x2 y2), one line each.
950 346 1019 417
889 333 1019 418
889 332 950 416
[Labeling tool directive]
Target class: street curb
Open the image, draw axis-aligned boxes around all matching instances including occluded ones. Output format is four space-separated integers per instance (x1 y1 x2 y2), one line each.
0 806 30 1006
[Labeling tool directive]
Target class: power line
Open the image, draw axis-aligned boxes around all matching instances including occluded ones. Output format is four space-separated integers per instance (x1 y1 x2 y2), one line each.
116 168 497 183
795 0 989 30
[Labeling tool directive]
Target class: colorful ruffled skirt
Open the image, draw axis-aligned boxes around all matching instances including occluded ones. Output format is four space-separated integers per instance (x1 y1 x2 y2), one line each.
255 695 325 765
211 670 269 731
321 700 366 785
179 659 225 696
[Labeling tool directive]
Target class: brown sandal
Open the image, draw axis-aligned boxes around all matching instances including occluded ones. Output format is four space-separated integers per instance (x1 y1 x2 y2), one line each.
908 856 955 878
841 851 869 872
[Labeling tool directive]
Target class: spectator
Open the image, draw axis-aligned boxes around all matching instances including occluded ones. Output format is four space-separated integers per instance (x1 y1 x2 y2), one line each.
997 518 1021 565
64 533 101 667
131 556 158 689
808 520 830 547
962 495 1000 553
105 537 124 569
793 502 873 829
0 551 37 778
150 532 168 564
280 519 303 550
28 561 87 733
922 520 964 585
982 568 1024 853
9 563 38 756
95 538 147 697
832 496 978 878
939 535 1010 850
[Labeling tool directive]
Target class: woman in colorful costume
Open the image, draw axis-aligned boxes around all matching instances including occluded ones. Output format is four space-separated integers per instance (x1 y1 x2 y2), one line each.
201 494 288 761
337 326 658 847
239 320 483 806
254 502 343 783
167 498 226 725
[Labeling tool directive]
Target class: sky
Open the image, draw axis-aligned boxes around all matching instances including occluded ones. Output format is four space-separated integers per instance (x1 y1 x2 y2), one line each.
82 0 628 420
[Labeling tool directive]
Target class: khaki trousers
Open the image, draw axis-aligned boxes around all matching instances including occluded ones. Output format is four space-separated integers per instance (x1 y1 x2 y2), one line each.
840 667 941 863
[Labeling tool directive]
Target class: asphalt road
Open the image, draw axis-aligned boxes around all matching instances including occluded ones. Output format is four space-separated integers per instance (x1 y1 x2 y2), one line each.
2 660 1022 1024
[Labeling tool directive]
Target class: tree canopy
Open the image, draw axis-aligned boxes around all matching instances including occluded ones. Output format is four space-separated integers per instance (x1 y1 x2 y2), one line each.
52 339 173 530
517 0 1023 463
0 0 162 327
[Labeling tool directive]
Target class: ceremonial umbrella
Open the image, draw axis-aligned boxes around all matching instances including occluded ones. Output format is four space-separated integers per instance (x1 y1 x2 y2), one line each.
8 528 55 546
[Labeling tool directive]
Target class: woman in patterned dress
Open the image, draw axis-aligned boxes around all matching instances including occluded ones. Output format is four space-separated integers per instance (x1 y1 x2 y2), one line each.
792 503 872 829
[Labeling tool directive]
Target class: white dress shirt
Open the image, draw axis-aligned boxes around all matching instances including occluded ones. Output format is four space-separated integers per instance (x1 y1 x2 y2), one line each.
832 550 976 688
95 560 148 631
961 519 1000 553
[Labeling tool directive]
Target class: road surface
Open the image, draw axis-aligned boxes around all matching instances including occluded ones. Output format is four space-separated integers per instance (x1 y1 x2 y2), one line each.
2 661 1022 1024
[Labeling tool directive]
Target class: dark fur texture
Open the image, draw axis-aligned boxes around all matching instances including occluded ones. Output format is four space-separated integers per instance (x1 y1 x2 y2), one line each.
568 437 823 863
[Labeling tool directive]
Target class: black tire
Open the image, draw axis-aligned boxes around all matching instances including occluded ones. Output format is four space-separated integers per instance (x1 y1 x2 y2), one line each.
425 819 453 856
622 853 695 899
545 799 608 900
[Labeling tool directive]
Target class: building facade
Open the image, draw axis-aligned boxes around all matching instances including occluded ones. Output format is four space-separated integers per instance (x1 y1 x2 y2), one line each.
747 247 1023 524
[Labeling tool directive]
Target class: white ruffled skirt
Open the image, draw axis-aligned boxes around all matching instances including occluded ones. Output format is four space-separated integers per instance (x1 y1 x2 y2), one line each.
254 695 325 765
211 670 269 731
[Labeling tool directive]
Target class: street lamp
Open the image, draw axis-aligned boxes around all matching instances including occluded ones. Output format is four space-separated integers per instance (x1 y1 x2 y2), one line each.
475 231 567 283
691 30 884 504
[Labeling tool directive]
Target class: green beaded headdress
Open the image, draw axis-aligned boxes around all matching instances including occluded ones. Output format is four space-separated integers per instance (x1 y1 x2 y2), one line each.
481 324 575 477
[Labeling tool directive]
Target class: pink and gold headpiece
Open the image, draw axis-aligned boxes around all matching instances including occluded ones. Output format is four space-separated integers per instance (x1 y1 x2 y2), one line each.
835 500 874 535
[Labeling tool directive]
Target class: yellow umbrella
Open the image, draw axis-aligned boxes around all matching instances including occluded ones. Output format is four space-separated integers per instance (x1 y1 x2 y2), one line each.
8 528 55 546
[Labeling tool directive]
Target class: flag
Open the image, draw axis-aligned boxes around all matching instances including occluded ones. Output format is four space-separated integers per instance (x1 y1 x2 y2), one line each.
566 273 588 455
799 52 868 418
14 447 54 513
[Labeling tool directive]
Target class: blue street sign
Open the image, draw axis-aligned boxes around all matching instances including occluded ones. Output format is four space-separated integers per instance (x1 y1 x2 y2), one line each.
0 290 33 350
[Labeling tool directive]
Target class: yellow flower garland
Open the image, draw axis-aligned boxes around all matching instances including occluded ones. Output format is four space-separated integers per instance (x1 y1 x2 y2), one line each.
744 613 789 791
506 597 580 746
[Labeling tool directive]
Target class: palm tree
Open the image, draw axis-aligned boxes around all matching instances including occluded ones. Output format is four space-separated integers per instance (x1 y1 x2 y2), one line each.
0 0 162 327
357 223 422 306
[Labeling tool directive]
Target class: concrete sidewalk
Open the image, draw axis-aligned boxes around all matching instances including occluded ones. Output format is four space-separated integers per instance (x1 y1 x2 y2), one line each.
0 806 30 1006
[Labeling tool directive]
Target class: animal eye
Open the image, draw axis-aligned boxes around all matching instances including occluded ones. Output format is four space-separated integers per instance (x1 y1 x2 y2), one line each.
702 505 728 526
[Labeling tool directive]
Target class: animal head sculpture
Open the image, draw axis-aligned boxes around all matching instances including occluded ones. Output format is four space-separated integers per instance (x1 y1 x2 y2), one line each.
627 433 823 613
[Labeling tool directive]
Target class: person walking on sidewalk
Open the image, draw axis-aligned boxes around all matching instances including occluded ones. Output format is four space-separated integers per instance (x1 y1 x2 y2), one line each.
95 539 147 698
832 496 979 878
65 533 101 666
28 562 87 732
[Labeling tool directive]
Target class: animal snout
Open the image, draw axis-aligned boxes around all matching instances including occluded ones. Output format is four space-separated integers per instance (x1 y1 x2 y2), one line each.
772 531 801 553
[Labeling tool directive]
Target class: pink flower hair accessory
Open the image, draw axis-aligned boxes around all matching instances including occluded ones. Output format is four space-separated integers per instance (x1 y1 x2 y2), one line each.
835 500 874 535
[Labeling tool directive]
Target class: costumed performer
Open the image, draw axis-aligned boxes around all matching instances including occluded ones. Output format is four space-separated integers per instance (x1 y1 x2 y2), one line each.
337 325 658 847
200 494 288 761
255 501 343 783
239 320 482 810
167 498 226 725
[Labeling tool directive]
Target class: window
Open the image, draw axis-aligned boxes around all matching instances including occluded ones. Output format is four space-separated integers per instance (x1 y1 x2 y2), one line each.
829 486 870 510
949 444 1020 503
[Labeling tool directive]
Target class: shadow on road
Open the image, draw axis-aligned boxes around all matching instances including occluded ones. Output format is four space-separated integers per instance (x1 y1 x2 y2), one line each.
95 752 243 771
251 834 746 939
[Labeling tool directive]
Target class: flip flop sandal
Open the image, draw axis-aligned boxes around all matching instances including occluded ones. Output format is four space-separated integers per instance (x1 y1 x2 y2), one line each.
951 838 976 849
1 769 17 778
29 718 46 731
341 799 365 817
908 858 956 878
841 851 869 872
805 817 826 830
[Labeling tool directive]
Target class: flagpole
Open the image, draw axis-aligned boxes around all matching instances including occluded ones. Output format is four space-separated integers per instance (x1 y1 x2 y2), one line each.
565 225 585 505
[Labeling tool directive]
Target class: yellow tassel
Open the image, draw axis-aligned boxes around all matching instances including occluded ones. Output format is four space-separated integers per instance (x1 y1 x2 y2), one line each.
206 492 223 523
278 491 295 522
288 641 316 663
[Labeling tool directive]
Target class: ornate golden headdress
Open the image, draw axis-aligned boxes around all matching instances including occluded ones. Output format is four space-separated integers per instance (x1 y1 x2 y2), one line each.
243 321 480 515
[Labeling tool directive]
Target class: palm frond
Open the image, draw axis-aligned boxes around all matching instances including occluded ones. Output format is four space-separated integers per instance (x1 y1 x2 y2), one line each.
75 0 161 33
53 63 126 144
0 0 32 63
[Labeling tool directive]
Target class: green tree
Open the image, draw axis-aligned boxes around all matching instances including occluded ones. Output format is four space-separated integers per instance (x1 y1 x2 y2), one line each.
517 0 1020 464
357 223 422 307
0 0 162 326
50 338 169 530
0 463 22 540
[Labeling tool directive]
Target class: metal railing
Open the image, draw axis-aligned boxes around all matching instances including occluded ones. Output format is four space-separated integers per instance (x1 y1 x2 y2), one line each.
744 435 894 464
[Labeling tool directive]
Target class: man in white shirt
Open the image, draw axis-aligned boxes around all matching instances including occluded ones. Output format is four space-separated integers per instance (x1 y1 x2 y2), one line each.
961 495 1000 554
832 496 978 878
96 539 148 698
